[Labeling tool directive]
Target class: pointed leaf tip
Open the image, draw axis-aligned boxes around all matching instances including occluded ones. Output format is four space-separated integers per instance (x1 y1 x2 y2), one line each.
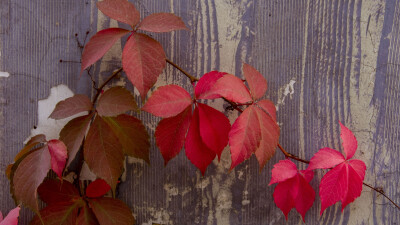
243 63 267 100
0 206 20 225
339 121 358 159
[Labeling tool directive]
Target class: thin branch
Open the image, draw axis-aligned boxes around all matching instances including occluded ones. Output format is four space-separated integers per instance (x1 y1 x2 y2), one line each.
277 144 310 164
363 182 400 210
166 58 199 83
92 67 123 106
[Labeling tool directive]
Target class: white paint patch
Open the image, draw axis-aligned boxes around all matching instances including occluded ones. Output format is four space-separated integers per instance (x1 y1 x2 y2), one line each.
276 79 296 111
24 84 84 143
0 71 9 77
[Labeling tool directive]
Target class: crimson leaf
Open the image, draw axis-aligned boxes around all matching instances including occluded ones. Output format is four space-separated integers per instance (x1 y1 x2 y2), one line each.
142 85 192 118
270 160 315 221
195 71 226 100
37 179 80 205
49 95 92 119
0 206 20 225
81 28 131 72
122 33 166 98
86 179 111 198
96 86 137 117
138 13 188 33
47 139 68 179
207 74 252 103
185 107 216 175
155 106 192 165
84 116 124 192
96 0 140 27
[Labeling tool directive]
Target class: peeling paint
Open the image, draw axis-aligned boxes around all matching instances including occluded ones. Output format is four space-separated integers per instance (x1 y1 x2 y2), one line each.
276 79 296 111
0 71 9 77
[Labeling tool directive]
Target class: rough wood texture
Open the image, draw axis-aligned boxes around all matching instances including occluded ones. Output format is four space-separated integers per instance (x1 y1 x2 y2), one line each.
1 0 400 224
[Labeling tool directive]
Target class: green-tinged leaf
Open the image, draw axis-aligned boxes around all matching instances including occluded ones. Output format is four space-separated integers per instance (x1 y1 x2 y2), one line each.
76 203 99 225
13 146 51 212
97 87 137 117
29 199 84 225
49 95 92 120
84 116 124 192
89 197 135 225
37 179 80 206
103 115 150 163
60 115 92 167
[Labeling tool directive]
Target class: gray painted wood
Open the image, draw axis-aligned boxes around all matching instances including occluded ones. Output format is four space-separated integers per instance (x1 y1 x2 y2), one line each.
1 0 399 224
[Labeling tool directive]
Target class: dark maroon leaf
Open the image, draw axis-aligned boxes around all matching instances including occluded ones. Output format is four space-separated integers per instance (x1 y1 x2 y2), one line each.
37 179 80 206
49 95 92 119
88 197 135 225
97 87 137 117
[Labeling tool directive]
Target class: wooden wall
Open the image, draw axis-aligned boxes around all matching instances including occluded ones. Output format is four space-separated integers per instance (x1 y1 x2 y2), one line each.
1 0 399 224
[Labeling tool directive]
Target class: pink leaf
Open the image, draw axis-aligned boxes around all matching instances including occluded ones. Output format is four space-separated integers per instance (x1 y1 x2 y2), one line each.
0 206 20 225
308 148 345 170
229 106 261 169
208 74 252 103
142 85 192 118
49 95 92 119
122 33 166 98
195 71 226 99
155 106 192 165
269 160 297 185
255 99 277 121
243 63 267 100
319 161 366 215
47 140 68 179
339 121 358 160
81 28 130 72
271 161 315 221
96 0 140 27
86 179 111 198
138 13 188 33
197 103 230 160
254 107 280 170
96 86 137 117
185 107 216 175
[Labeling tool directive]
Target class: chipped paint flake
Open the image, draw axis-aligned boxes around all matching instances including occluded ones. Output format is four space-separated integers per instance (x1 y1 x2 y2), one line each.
276 79 296 111
0 71 9 77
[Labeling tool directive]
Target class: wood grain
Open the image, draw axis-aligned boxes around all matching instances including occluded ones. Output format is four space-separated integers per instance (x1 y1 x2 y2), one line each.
0 0 399 224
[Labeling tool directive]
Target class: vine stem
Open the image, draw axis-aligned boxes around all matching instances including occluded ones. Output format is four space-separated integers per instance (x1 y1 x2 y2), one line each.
92 67 123 106
166 58 199 83
166 58 400 211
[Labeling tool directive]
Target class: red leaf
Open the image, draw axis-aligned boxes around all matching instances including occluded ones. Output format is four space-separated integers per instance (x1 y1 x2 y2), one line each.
270 160 315 221
229 106 261 169
37 179 80 205
195 71 226 99
254 107 279 170
255 99 276 121
138 13 188 33
30 200 83 225
49 95 92 119
142 85 192 118
96 86 137 117
86 179 111 198
60 115 92 167
96 0 140 27
47 139 68 179
243 63 267 100
155 106 192 165
12 146 51 212
185 107 216 175
0 206 20 225
308 122 366 215
88 197 135 225
197 103 230 159
76 203 99 225
207 74 252 103
81 28 130 72
307 147 345 170
122 33 166 98
84 116 124 192
339 121 358 160
104 115 150 163
318 161 365 215
269 160 297 185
